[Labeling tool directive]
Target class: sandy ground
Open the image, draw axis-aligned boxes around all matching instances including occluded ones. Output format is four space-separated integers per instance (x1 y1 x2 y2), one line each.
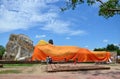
0 63 120 79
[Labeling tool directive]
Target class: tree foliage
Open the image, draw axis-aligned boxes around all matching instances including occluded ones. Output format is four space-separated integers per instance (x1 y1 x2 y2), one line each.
94 44 120 55
117 49 120 55
94 47 106 51
0 45 5 56
106 44 119 51
61 0 120 18
99 0 120 18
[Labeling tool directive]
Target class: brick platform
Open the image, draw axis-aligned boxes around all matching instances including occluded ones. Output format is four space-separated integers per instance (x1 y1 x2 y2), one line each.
47 64 110 72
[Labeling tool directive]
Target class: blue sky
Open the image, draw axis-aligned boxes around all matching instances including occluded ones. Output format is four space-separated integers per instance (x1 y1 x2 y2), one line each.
0 0 120 50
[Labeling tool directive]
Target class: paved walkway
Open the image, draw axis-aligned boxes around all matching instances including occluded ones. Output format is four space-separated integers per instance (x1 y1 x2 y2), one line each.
0 72 120 79
0 64 120 79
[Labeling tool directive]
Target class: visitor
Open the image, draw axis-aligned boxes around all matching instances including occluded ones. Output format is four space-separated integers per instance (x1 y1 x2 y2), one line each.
49 56 52 64
74 58 78 65
46 56 52 64
46 56 50 64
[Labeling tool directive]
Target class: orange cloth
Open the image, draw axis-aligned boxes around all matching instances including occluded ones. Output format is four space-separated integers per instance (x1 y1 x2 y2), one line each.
32 44 111 62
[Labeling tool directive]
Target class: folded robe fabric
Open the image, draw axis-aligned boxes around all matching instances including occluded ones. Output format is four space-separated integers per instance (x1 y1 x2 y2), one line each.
32 43 110 62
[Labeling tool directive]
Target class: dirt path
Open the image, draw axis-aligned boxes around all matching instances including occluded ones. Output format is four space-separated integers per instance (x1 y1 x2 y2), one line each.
0 63 120 79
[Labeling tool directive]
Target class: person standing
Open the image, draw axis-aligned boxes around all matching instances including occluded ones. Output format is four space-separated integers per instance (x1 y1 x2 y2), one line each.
46 56 50 64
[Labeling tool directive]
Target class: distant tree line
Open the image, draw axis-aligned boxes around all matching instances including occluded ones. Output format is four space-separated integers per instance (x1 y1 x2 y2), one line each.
94 44 120 55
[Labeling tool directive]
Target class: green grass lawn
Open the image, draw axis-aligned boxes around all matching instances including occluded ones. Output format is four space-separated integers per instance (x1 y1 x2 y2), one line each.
0 64 34 74
0 70 21 74
4 64 34 67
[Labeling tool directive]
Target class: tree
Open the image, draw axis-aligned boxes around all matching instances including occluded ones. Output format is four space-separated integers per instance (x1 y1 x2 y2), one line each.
94 44 120 55
61 0 120 18
0 45 5 56
117 49 120 55
94 47 106 51
106 44 119 51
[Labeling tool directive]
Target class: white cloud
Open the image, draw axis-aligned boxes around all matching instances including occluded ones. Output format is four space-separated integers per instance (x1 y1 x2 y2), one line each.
65 37 70 40
0 0 59 33
70 30 86 36
85 45 88 48
41 20 70 34
0 0 86 36
103 39 108 43
35 34 46 38
113 43 118 46
41 20 86 35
